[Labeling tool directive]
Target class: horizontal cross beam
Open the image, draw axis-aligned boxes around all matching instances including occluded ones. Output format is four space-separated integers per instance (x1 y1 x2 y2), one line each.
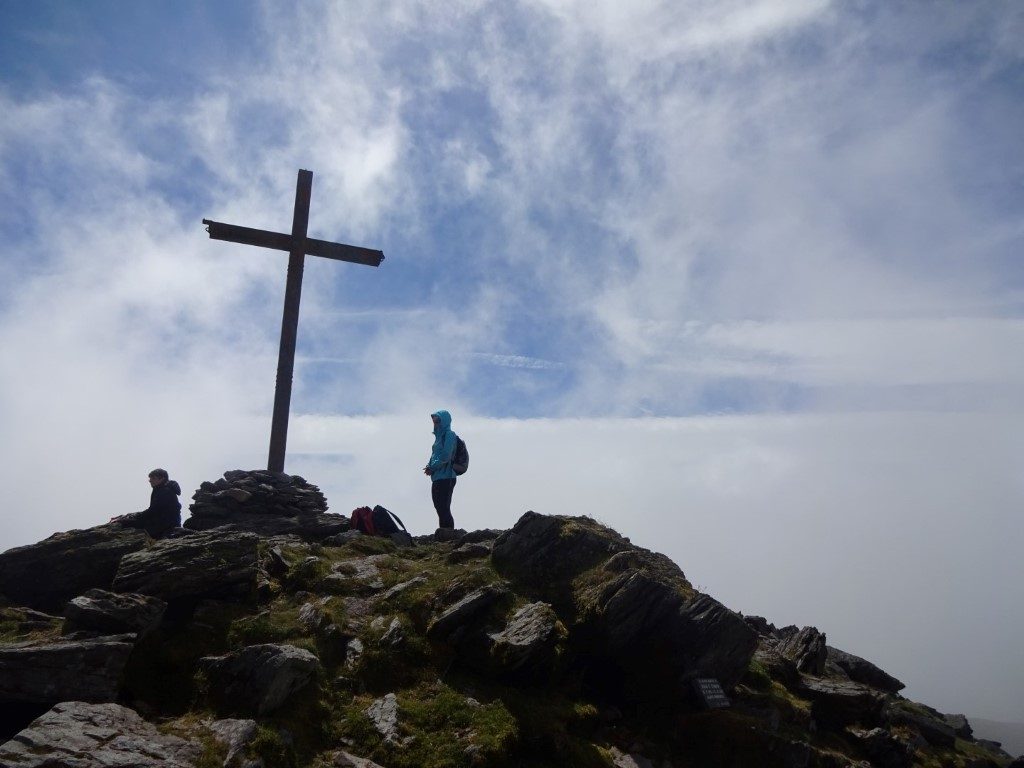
202 219 384 267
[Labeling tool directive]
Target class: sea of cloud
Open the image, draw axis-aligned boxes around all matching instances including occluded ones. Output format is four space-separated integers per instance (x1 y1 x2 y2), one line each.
1 0 1022 723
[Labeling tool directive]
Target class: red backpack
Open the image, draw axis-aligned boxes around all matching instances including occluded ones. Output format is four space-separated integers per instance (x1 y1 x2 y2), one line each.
350 505 407 537
350 506 376 535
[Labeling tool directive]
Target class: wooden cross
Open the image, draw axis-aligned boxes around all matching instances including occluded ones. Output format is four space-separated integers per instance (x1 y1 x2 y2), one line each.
203 169 384 474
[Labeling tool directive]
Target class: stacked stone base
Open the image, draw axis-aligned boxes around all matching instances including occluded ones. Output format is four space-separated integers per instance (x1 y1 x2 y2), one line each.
185 470 348 540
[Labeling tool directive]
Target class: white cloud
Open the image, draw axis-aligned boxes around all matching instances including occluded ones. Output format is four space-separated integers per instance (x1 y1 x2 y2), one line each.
1 0 1022 725
702 318 1024 388
471 352 565 370
285 411 1024 720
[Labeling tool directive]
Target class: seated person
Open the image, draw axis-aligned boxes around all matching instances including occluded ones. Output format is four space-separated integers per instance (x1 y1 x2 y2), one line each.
114 468 182 538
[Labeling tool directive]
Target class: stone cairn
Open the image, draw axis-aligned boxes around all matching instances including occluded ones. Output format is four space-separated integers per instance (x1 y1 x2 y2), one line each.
187 469 330 531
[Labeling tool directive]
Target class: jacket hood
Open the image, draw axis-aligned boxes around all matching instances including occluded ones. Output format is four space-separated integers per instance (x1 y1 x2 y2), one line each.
165 480 181 496
432 410 452 434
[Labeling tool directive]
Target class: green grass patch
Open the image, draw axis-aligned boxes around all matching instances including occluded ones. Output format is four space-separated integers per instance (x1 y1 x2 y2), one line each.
743 659 773 692
498 688 610 768
353 635 435 693
0 606 63 644
156 714 229 768
955 737 1012 766
240 724 295 768
338 683 518 768
283 556 331 592
227 604 307 647
337 536 397 556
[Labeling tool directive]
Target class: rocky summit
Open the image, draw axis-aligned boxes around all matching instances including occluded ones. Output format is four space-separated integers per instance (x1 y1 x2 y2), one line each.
0 470 1018 768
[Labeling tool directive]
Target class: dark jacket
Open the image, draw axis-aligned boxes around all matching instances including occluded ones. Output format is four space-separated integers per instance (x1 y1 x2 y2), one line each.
124 479 182 538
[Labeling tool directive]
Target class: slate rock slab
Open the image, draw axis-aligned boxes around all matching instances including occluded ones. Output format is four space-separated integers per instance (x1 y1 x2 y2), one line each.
366 692 401 744
847 727 913 768
113 528 259 601
186 510 350 540
492 512 634 599
426 583 511 642
0 634 135 705
208 718 259 766
458 528 505 544
321 555 387 594
0 701 201 767
609 746 657 768
200 643 319 716
448 542 492 564
942 712 974 740
326 751 389 768
63 588 167 638
493 513 757 700
487 601 562 678
753 644 799 686
797 675 885 729
827 645 905 693
0 525 148 613
0 606 62 639
779 626 827 675
883 702 957 749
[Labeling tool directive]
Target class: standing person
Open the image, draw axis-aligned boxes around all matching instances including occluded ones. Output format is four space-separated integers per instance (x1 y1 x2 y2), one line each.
424 410 457 529
115 468 182 538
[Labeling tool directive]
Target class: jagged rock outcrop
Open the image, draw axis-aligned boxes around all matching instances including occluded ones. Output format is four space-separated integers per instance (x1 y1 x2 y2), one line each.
62 588 166 638
186 469 348 539
207 717 259 765
447 541 492 563
0 701 201 767
753 645 800 686
744 615 777 637
0 634 135 705
112 528 259 601
487 601 563 678
848 726 913 768
492 512 757 699
827 644 905 693
883 701 958 748
200 643 320 716
796 675 885 728
426 583 511 642
0 525 148 612
778 626 827 675
491 511 634 599
322 554 388 593
192 509 351 539
943 712 974 740
0 500 1010 768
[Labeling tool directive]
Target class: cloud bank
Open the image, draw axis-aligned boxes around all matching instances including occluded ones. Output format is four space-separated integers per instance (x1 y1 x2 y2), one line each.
0 0 1022 721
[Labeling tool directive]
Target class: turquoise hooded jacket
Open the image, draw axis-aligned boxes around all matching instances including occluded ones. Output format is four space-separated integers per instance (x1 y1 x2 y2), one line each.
427 410 457 482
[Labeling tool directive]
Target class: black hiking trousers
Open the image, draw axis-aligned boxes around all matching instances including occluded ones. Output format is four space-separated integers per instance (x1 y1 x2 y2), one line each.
431 477 456 529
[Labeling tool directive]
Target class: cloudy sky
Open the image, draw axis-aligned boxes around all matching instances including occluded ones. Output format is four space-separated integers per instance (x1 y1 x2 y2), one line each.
1 0 1022 724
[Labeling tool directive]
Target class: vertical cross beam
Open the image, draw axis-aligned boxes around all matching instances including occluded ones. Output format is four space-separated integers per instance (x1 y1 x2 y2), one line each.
268 170 312 473
203 169 383 475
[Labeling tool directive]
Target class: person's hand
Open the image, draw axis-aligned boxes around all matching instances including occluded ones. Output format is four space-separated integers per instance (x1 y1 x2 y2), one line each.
423 466 433 475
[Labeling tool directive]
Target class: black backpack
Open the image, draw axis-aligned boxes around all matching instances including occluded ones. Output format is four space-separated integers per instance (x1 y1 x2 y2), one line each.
452 436 469 475
371 505 406 536
352 505 407 536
